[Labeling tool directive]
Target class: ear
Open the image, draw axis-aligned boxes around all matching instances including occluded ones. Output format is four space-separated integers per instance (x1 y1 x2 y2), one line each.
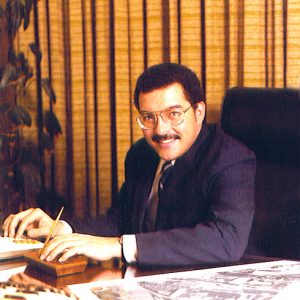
194 101 206 123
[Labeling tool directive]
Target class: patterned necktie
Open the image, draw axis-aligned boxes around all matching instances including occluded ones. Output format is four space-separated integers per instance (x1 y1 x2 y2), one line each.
158 160 173 192
143 161 173 232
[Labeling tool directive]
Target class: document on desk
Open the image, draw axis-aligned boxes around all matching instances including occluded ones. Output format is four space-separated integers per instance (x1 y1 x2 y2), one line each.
0 265 26 281
69 260 300 300
0 237 43 260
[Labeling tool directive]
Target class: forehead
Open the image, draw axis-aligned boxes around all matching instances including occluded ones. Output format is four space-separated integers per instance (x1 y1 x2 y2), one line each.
138 83 189 111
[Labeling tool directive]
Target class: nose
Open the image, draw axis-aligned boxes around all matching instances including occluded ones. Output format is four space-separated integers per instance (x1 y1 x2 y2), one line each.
154 114 171 135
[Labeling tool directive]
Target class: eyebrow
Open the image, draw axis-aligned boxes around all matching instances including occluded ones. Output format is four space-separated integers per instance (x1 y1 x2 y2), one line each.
139 105 182 114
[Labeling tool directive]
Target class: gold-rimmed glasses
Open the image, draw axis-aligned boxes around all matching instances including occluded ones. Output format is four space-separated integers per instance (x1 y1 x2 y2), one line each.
136 105 193 130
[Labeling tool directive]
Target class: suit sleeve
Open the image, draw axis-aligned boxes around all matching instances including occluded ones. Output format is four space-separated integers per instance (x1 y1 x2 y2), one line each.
65 139 148 237
135 151 256 266
65 184 127 237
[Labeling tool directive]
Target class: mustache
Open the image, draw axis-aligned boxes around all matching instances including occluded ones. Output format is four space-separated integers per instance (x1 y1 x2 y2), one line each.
152 134 181 142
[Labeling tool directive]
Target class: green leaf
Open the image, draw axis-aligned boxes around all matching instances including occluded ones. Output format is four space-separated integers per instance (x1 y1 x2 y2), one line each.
16 52 33 79
42 78 56 103
17 52 26 69
9 105 32 126
0 64 17 89
44 110 62 135
7 0 25 36
23 0 33 30
29 42 42 63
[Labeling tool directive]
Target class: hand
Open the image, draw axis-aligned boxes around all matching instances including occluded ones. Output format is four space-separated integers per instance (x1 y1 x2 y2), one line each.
2 208 67 239
40 234 122 262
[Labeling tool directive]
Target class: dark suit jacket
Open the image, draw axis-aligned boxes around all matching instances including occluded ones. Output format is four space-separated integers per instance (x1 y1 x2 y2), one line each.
69 124 256 266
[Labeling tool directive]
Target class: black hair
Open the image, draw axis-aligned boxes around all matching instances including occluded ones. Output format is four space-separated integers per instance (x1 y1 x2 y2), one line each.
133 63 204 110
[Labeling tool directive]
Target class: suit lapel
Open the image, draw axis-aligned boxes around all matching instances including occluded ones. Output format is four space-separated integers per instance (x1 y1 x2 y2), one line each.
133 150 160 232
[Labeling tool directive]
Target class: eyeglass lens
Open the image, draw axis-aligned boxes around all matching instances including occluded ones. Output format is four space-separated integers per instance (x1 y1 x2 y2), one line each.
138 106 191 129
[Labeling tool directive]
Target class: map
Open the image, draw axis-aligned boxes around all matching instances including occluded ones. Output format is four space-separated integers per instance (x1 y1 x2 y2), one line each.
69 260 300 299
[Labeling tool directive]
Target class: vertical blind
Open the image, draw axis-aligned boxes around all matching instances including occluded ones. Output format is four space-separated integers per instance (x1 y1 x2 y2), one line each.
15 0 300 217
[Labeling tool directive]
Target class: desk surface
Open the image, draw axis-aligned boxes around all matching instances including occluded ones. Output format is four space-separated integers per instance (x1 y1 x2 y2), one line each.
0 254 278 289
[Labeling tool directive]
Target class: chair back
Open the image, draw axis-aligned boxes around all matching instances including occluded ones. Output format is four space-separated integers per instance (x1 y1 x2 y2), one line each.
221 87 300 258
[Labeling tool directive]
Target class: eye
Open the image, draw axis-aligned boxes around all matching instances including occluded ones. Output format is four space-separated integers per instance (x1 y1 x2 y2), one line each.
167 109 181 120
141 113 155 121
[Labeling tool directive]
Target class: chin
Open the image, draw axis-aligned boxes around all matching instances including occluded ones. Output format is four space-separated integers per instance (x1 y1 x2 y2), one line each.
157 151 178 161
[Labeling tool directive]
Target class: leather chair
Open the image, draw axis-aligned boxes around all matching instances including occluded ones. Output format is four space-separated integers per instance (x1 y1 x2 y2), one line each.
221 87 300 259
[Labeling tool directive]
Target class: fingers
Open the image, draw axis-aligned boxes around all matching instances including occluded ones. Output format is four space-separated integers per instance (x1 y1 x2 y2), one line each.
38 234 119 263
26 227 51 239
15 208 45 238
3 209 33 238
58 248 78 262
40 235 80 262
2 208 48 238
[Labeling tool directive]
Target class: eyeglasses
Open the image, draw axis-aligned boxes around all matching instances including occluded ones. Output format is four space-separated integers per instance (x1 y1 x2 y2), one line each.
136 105 193 130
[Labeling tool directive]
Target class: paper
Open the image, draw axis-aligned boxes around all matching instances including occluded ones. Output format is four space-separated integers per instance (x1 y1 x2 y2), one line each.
0 237 43 260
69 260 300 300
0 266 26 281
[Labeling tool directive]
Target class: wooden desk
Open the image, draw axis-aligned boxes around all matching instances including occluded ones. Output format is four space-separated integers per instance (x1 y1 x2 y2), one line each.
0 258 123 288
0 254 278 290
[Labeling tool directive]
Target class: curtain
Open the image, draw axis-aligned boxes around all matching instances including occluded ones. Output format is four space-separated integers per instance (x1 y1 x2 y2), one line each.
14 0 300 217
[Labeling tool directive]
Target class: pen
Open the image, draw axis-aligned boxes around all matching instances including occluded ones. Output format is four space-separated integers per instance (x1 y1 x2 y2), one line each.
38 206 64 257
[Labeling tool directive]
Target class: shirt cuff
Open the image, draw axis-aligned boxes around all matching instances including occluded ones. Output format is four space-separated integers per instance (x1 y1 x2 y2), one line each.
59 220 73 235
122 234 137 263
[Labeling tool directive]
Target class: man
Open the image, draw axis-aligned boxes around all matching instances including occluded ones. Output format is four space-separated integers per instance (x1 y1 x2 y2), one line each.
3 63 256 266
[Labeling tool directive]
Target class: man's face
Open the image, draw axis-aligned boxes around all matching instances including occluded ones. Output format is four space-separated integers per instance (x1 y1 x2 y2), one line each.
138 83 206 161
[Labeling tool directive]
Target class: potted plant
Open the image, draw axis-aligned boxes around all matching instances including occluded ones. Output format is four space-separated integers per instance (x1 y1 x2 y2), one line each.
0 0 63 218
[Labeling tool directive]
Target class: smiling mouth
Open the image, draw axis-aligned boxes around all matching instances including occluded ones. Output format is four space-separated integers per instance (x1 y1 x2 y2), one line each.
160 138 174 144
152 134 180 144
